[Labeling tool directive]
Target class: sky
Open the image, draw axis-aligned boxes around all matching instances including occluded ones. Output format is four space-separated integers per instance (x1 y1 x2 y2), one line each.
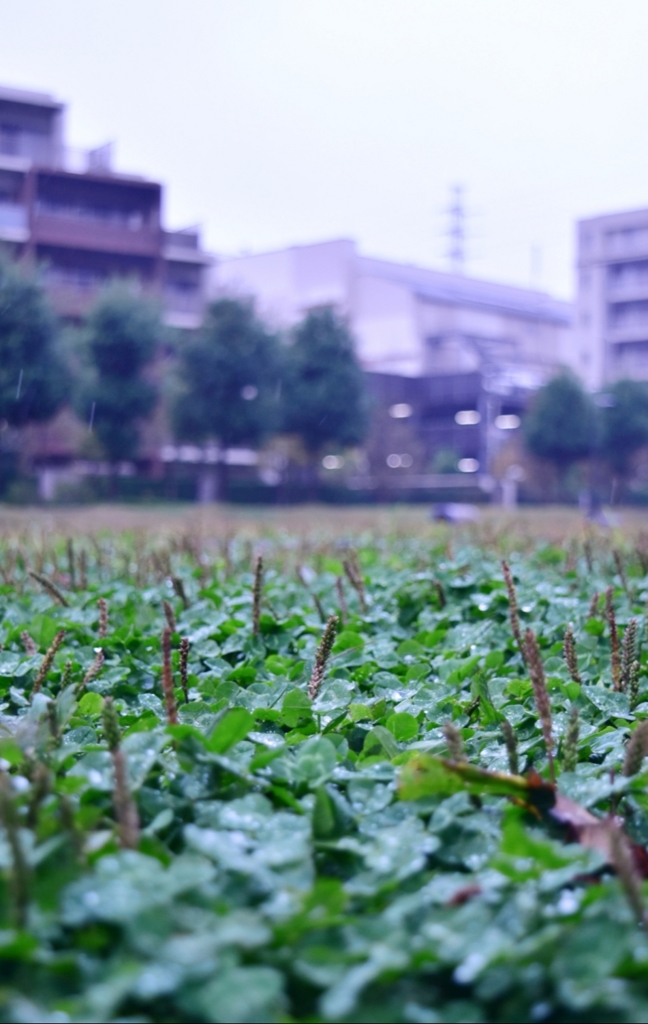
1 0 647 299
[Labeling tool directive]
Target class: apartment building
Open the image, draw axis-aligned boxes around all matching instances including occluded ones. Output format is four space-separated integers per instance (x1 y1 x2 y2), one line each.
0 85 209 328
213 240 575 478
576 207 648 389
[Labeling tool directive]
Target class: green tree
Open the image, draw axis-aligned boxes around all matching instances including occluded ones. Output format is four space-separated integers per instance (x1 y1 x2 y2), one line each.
600 379 648 483
523 372 598 493
172 298 280 498
77 287 161 464
282 309 368 475
0 255 67 428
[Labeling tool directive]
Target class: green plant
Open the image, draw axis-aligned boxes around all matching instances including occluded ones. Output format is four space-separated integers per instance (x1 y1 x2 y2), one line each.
0 530 647 1020
282 308 368 467
524 372 598 492
0 255 67 429
173 298 280 498
601 378 648 487
76 285 162 464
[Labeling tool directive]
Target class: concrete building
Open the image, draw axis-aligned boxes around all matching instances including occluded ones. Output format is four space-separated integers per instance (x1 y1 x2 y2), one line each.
576 207 648 389
0 85 209 328
212 240 574 483
213 239 574 381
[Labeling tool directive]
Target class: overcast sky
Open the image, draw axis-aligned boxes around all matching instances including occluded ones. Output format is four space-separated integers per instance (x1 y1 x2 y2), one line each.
2 0 647 298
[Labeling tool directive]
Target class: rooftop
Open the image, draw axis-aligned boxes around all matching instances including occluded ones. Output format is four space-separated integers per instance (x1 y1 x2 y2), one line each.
217 238 572 326
0 84 63 111
359 255 572 324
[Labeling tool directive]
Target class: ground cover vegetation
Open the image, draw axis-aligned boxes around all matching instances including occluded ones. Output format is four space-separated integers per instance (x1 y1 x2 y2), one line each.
2 526 648 1020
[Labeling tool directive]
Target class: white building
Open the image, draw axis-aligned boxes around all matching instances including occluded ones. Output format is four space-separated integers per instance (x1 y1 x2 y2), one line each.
577 207 648 389
212 239 574 384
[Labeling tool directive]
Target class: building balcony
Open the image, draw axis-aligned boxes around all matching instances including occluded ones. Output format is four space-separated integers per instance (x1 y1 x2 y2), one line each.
0 202 28 242
605 228 648 260
606 322 648 344
163 227 211 266
164 287 203 312
163 241 211 265
607 280 648 302
32 211 162 257
0 138 116 175
163 286 204 330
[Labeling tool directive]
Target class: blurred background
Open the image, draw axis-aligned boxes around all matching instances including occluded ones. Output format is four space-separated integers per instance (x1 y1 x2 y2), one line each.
1 0 647 509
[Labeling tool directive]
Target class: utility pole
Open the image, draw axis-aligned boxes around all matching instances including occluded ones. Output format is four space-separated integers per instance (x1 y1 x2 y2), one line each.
447 184 465 274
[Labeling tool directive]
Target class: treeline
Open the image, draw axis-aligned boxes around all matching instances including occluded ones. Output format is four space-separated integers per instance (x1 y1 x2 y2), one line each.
0 256 368 497
524 372 648 501
4 254 648 504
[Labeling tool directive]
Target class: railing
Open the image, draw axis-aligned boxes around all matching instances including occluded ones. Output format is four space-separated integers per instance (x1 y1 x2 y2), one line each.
32 212 161 258
60 144 114 174
43 267 106 290
35 199 147 231
607 323 648 345
608 276 648 294
0 138 115 174
164 229 200 249
605 229 648 258
608 308 648 330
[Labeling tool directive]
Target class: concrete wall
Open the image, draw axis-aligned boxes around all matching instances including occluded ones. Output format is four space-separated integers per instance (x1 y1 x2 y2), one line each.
212 239 574 383
213 239 355 330
352 274 421 375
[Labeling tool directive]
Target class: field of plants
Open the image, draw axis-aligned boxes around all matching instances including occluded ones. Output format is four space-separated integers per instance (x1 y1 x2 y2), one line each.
3 513 648 1022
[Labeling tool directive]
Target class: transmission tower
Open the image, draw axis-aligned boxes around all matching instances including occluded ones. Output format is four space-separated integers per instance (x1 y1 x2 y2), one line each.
446 184 465 274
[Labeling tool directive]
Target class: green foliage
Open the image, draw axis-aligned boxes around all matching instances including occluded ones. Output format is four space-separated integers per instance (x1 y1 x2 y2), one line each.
601 378 648 475
282 308 368 455
173 298 280 447
524 372 598 472
77 286 161 462
0 255 66 427
1 530 648 1020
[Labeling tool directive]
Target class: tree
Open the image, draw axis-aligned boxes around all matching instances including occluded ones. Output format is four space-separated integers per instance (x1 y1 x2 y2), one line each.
77 287 161 464
600 379 648 483
172 299 280 498
282 309 368 474
0 255 67 428
523 372 598 493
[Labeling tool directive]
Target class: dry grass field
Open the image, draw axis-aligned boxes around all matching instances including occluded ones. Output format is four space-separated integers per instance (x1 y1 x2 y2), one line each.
0 501 646 547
